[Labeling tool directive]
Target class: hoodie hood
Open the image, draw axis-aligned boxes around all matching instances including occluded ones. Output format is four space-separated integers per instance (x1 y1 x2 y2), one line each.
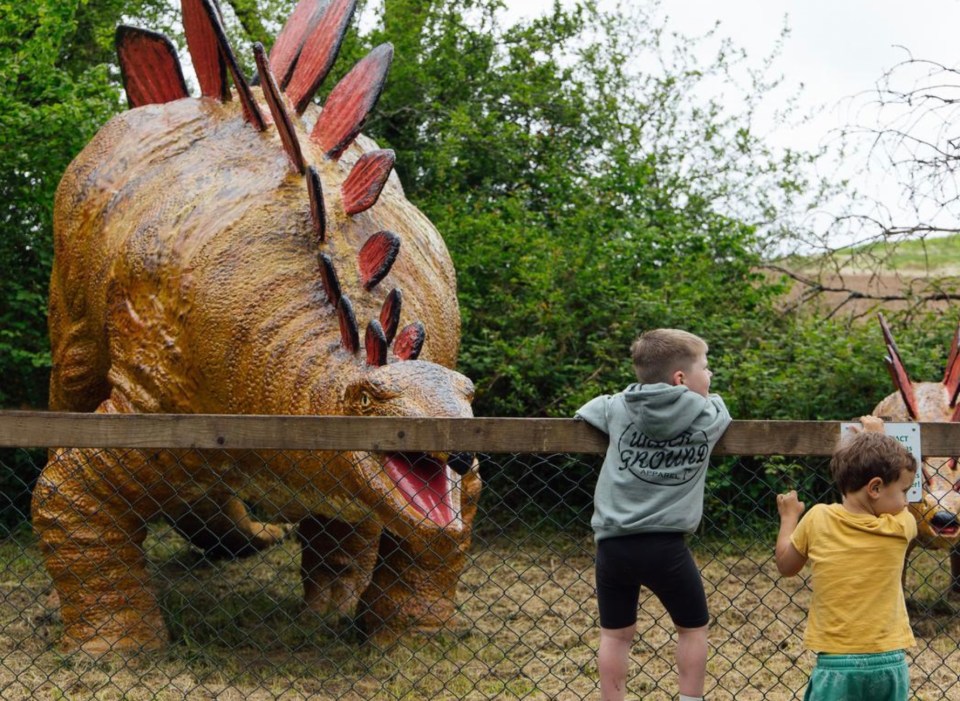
622 383 708 440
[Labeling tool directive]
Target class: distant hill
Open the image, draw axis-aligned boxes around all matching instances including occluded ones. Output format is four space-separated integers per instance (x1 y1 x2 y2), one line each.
768 234 960 316
774 233 960 276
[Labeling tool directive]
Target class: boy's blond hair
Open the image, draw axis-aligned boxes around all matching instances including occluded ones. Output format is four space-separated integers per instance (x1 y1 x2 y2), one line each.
830 431 917 495
630 329 708 384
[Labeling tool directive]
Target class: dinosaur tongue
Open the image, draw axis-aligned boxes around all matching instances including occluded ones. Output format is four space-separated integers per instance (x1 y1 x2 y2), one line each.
384 453 455 527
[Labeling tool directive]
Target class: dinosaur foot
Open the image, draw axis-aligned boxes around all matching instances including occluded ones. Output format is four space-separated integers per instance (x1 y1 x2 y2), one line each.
59 611 169 657
359 612 473 649
356 586 468 645
203 521 293 560
302 584 362 620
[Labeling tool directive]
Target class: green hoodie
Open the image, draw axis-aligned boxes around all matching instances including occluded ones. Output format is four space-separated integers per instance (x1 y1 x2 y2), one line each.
575 383 731 541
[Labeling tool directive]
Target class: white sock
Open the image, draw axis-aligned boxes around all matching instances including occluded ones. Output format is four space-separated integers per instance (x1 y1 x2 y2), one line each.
679 696 703 701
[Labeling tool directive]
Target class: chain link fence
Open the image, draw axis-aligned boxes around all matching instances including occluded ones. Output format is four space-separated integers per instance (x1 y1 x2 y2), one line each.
0 417 959 699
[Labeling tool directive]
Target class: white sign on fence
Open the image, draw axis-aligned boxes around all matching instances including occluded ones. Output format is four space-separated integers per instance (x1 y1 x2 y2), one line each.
840 422 922 502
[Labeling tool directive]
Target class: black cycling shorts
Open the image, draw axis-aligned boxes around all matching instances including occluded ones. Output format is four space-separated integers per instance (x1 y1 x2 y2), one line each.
595 531 709 630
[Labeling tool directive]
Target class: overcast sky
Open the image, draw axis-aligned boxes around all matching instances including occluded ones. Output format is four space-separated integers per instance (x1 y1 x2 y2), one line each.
662 0 960 147
507 0 960 148
503 0 960 243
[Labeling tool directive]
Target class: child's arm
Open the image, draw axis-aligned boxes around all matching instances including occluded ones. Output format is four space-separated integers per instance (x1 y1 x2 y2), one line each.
775 490 808 576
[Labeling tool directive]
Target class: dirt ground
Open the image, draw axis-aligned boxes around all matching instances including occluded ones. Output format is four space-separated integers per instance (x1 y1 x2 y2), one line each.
773 264 960 318
2 526 960 700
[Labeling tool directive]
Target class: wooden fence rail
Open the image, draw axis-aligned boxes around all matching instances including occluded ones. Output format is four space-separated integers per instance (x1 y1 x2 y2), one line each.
2 411 960 455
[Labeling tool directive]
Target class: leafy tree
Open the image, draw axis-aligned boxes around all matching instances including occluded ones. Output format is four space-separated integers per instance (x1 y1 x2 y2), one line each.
0 0 172 408
328 1 819 417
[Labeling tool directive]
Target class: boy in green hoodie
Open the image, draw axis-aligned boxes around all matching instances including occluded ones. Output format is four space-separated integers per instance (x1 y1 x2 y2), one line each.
575 329 731 701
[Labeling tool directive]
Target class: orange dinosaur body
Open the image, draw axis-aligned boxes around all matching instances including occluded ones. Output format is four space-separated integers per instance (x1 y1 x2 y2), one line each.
31 0 480 654
873 314 960 595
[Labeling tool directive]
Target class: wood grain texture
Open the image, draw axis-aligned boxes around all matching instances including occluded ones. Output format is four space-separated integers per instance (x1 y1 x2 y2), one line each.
6 412 960 456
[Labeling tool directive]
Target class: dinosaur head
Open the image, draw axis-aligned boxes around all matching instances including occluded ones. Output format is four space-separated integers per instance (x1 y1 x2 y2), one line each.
873 314 960 549
338 360 475 536
342 359 475 420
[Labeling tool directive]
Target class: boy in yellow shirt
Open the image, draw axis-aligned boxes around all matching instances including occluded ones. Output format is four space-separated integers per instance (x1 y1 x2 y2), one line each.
775 415 917 701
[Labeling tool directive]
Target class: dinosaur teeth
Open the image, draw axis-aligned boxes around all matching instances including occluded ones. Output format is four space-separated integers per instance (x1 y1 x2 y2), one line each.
317 252 341 306
380 288 402 345
343 149 395 215
253 43 305 174
337 296 359 353
192 0 266 130
310 43 394 159
269 0 326 89
115 26 189 108
181 0 228 100
365 319 387 366
287 0 358 115
307 166 326 243
393 322 425 361
358 231 400 290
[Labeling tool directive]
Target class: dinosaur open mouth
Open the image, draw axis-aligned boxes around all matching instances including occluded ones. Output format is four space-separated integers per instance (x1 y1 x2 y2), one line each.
932 524 960 537
384 453 454 527
927 509 960 538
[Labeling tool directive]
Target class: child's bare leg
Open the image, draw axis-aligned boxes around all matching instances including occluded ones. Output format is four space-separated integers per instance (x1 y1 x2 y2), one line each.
599 624 635 701
676 624 708 697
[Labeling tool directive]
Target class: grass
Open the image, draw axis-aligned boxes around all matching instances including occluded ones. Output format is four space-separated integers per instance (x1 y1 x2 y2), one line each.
1 522 960 699
778 232 960 275
843 234 960 273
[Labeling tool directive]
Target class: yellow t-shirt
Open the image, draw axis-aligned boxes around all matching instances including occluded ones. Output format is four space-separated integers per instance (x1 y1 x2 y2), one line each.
790 503 917 653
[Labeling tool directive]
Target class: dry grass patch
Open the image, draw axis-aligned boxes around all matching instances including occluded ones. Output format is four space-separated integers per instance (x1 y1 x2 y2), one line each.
0 525 959 699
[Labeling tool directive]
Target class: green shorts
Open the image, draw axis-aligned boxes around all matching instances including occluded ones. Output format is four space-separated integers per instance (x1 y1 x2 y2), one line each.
803 650 909 701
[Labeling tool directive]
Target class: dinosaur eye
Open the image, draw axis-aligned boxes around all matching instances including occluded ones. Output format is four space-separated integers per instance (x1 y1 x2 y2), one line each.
360 391 372 408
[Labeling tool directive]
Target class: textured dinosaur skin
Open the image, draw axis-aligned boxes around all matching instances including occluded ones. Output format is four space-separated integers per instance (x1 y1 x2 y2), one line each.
31 2 481 655
872 315 960 595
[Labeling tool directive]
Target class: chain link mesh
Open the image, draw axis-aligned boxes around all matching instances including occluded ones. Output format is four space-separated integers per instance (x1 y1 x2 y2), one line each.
0 446 958 700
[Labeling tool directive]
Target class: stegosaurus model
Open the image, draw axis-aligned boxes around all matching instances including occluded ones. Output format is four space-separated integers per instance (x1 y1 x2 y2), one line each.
32 0 481 654
873 314 960 596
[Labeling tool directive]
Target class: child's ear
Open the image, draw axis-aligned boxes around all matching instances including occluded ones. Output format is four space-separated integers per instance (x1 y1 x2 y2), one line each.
671 369 684 387
866 476 884 498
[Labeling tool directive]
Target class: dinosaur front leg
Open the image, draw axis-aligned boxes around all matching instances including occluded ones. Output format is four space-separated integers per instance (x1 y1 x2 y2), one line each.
32 447 167 654
358 530 466 639
166 493 288 559
358 465 480 639
298 514 380 617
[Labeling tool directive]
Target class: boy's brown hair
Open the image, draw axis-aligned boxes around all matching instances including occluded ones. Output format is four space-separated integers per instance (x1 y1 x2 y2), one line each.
631 329 708 384
830 431 917 495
